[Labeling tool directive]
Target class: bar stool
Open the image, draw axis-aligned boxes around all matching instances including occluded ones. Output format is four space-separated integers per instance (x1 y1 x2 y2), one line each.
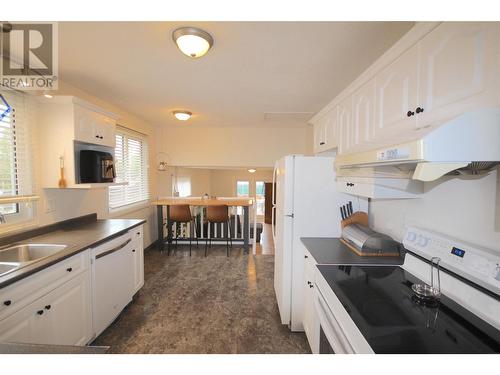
205 205 232 257
168 205 199 256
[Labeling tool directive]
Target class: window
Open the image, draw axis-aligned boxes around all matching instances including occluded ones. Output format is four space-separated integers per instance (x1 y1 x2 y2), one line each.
109 127 149 210
0 90 34 225
236 180 249 215
236 181 249 197
176 176 192 197
255 181 265 216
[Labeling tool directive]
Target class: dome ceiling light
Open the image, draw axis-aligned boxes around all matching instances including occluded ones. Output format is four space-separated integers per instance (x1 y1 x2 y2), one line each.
173 110 192 121
172 27 214 58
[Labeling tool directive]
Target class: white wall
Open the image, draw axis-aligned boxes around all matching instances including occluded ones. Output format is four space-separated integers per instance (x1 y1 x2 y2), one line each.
158 125 308 168
369 169 500 253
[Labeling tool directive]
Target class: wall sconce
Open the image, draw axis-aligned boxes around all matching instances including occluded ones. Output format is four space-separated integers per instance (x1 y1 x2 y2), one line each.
157 152 171 171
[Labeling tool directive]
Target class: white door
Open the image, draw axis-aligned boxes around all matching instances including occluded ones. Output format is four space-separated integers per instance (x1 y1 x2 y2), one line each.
375 45 418 142
132 242 144 294
312 121 324 153
351 78 376 150
44 271 92 346
417 22 500 129
324 107 339 150
0 297 49 344
74 105 96 144
273 156 295 326
338 97 353 155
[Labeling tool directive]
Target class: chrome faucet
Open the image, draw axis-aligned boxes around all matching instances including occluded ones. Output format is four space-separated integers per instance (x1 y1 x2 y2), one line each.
0 213 6 224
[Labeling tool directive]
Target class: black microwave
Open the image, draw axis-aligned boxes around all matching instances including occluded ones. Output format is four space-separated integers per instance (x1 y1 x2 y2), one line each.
79 150 116 183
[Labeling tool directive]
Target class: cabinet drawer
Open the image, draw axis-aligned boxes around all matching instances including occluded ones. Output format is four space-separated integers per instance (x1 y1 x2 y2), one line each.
0 250 90 320
131 225 143 241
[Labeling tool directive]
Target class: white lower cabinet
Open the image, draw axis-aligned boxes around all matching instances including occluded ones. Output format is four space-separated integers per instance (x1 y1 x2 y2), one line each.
303 250 319 354
0 271 92 346
0 225 145 346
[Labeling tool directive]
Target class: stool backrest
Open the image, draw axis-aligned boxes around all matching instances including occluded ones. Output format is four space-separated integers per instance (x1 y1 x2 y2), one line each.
170 205 192 222
206 205 229 223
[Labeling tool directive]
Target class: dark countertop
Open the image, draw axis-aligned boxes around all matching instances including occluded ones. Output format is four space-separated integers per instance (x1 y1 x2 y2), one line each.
0 214 146 289
301 237 405 265
317 265 500 353
0 342 109 354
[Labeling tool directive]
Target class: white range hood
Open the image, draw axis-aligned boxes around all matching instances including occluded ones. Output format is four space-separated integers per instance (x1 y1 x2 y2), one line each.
336 109 500 182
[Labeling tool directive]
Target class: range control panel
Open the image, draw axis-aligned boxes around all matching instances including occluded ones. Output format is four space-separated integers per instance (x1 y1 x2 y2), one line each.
403 226 500 294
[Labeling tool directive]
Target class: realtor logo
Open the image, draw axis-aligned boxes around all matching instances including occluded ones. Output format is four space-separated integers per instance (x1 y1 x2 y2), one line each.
0 21 58 90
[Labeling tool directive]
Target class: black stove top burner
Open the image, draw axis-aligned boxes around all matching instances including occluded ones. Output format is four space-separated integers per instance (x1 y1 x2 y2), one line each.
317 265 500 354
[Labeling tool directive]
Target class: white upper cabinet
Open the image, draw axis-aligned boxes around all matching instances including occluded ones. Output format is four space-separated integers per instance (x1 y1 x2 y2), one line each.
338 96 353 154
374 45 419 141
74 104 116 148
313 22 500 155
311 107 338 153
323 107 338 150
417 22 500 128
351 78 376 150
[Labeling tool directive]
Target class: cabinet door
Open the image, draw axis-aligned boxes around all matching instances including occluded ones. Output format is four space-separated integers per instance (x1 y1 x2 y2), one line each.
0 299 49 344
324 107 338 150
132 242 144 294
375 45 418 141
337 97 353 155
45 271 92 346
351 79 376 150
96 114 117 148
312 121 324 154
417 22 500 128
302 254 319 354
74 106 96 144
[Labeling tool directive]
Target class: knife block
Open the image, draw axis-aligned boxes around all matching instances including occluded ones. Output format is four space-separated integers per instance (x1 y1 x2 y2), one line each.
340 211 368 229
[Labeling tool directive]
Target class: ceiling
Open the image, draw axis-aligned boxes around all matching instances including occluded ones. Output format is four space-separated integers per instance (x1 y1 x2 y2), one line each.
58 22 414 128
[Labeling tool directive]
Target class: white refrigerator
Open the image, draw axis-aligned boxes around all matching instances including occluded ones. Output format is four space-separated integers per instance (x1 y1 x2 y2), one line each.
272 155 365 331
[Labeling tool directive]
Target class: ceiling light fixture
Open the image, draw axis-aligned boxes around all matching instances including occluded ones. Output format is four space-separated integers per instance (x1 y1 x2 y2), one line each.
173 110 192 121
172 27 214 58
248 169 257 173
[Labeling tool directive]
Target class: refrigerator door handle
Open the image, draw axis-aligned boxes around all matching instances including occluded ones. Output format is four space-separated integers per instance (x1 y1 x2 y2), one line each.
271 162 278 242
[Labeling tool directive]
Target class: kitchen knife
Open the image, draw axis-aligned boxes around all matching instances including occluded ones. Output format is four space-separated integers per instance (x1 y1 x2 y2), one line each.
348 201 353 216
342 206 348 221
340 207 345 220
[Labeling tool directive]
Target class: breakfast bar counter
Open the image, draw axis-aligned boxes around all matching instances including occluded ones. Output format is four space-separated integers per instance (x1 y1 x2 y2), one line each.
152 198 254 254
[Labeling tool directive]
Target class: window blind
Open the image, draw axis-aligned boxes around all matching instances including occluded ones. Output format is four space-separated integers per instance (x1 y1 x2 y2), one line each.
109 127 150 209
0 89 34 217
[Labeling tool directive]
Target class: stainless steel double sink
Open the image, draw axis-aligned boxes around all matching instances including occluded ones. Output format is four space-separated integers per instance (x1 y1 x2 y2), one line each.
0 244 67 277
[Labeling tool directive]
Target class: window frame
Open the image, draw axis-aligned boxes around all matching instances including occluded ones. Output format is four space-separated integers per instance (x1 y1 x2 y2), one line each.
108 127 150 212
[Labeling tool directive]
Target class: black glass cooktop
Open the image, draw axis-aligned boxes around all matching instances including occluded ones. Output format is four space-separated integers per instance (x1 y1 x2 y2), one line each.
317 265 500 354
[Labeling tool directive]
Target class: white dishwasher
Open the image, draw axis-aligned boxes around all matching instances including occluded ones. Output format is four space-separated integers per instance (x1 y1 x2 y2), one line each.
91 232 134 337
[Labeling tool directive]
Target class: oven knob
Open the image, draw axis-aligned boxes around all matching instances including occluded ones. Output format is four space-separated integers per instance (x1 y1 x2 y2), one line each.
494 264 500 282
406 232 417 243
417 235 429 247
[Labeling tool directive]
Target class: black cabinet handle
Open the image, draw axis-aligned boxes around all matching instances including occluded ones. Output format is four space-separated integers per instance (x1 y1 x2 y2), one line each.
95 135 99 138
45 305 51 310
304 255 308 259
99 136 103 139
66 267 72 272
319 142 325 146
132 249 136 252
307 281 311 285
37 310 44 315
309 284 314 288
346 182 354 187
3 300 11 306
416 107 424 114
407 110 415 117
137 232 141 235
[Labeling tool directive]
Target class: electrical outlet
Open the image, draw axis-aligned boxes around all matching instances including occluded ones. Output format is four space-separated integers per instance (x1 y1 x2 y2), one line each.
45 199 55 213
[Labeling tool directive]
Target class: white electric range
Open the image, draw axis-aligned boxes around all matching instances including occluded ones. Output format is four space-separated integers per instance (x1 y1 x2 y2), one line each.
314 226 500 353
